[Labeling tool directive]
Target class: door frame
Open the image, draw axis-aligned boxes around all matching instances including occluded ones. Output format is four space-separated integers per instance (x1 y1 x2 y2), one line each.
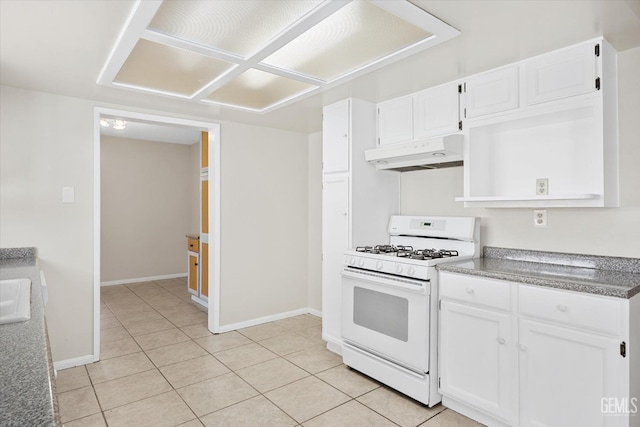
93 107 221 361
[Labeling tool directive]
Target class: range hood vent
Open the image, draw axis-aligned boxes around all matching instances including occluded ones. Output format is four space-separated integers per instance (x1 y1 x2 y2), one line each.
365 134 464 171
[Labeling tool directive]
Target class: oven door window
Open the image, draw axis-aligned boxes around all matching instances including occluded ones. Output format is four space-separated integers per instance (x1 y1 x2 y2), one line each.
353 286 409 342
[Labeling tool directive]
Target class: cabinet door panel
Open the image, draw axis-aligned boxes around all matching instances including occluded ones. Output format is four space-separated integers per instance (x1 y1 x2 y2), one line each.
414 83 459 139
519 319 626 427
201 243 208 298
526 42 597 106
377 96 413 145
322 176 349 342
188 253 198 295
465 66 519 118
440 301 513 422
323 101 350 173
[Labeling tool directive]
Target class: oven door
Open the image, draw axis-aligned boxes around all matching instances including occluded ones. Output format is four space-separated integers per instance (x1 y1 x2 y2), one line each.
341 267 430 374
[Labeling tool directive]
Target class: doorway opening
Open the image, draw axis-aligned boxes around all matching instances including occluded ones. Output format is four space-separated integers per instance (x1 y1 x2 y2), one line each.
93 107 220 361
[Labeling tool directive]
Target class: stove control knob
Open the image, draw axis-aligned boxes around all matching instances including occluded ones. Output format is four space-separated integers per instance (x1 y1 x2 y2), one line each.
395 264 404 274
349 257 356 266
407 266 415 276
375 261 383 270
357 259 365 267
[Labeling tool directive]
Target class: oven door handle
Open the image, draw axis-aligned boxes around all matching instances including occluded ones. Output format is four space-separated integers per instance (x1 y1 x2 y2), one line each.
342 268 429 294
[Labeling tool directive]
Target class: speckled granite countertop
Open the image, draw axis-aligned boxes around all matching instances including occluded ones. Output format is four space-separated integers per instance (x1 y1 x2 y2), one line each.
0 248 61 426
437 247 640 299
185 234 200 240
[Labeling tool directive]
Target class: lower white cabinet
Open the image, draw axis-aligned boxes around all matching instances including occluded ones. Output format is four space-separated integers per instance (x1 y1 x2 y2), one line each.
519 319 626 427
440 300 513 422
439 271 636 427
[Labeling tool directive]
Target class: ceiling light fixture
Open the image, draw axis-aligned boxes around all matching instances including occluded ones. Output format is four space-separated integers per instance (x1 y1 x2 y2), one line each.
100 118 127 130
98 0 460 113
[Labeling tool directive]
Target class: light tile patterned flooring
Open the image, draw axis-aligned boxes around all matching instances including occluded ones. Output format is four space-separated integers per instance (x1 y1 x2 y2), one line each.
56 278 483 427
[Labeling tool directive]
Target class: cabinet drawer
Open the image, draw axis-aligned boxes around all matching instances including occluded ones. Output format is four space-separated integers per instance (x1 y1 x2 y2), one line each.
518 285 623 335
440 272 511 311
187 238 199 253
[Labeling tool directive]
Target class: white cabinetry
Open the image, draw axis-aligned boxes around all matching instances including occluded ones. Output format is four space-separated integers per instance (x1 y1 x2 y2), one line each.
439 271 636 427
377 82 460 146
457 37 617 208
464 66 519 119
322 99 399 353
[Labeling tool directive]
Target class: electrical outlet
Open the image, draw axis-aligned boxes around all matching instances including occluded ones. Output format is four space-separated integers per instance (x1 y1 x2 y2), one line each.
534 210 547 228
536 178 549 196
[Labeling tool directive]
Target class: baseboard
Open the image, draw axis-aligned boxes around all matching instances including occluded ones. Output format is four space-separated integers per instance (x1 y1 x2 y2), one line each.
101 273 187 286
54 354 95 371
217 307 322 333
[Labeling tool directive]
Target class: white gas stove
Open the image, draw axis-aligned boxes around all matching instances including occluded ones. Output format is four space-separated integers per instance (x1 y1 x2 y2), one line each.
341 215 479 406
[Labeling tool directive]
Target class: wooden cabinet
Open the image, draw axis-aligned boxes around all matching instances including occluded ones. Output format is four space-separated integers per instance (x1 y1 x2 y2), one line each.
200 243 208 297
188 251 198 295
187 238 199 253
376 83 461 147
457 37 618 208
464 66 519 119
377 96 413 146
439 271 635 427
321 98 399 352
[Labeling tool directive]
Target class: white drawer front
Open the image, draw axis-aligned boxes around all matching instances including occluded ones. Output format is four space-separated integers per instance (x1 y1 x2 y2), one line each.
518 285 623 336
440 272 511 311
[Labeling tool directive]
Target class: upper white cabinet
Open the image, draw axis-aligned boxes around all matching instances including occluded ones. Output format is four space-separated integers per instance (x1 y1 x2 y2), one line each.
377 82 461 146
464 65 519 119
322 100 350 173
414 82 461 139
526 42 597 106
456 37 618 208
377 96 413 146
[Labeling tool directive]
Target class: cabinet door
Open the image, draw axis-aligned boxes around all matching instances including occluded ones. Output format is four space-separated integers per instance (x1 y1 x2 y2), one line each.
201 179 208 234
465 66 519 118
188 252 198 295
201 131 208 169
322 176 349 344
519 319 626 427
323 100 350 173
377 96 413 145
414 83 460 139
439 300 513 422
526 42 597 106
200 243 208 298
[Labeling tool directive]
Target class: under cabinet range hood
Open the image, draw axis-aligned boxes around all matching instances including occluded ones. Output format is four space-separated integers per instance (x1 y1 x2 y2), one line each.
365 134 464 171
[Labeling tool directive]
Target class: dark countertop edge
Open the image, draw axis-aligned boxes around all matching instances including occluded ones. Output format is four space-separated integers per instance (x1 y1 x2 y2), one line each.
437 262 638 299
185 234 200 240
0 247 37 260
0 255 61 426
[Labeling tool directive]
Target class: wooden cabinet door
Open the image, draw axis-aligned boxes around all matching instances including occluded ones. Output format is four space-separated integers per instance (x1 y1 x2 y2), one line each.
201 179 208 234
322 100 350 173
526 42 597 106
188 252 198 295
465 66 519 119
322 175 349 344
377 96 413 146
201 131 208 169
519 319 626 427
200 243 208 298
414 82 460 139
439 300 514 423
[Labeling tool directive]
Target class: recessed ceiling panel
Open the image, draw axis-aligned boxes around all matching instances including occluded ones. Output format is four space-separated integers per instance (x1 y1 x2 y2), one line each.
148 0 323 57
261 0 432 81
115 39 235 96
205 68 317 110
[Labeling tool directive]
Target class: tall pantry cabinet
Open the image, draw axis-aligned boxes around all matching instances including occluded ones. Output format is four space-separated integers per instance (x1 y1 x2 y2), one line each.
321 98 399 353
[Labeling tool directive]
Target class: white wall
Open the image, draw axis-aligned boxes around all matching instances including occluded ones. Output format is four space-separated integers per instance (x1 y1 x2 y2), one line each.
101 136 195 283
218 122 309 326
0 85 315 362
0 86 94 361
400 47 640 258
307 132 323 313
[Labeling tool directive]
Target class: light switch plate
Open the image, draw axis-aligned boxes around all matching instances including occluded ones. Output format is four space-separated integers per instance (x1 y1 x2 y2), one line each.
534 210 547 228
62 187 75 204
